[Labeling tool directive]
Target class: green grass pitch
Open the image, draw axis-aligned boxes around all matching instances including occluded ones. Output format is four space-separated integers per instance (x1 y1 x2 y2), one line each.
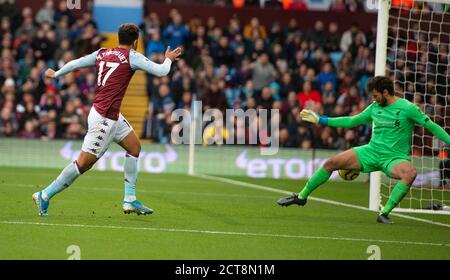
0 166 449 260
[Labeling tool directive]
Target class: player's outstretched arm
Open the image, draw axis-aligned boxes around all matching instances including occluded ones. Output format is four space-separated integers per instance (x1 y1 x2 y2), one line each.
46 50 99 79
130 46 183 77
423 121 450 146
409 104 450 146
300 104 373 128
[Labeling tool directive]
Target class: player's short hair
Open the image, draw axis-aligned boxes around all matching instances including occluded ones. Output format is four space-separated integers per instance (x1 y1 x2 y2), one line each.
366 76 394 95
118 23 139 45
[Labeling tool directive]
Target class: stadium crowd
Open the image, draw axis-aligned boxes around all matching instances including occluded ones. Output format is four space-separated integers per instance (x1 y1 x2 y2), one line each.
153 0 449 12
0 0 448 153
0 0 99 140
140 6 449 152
140 7 376 149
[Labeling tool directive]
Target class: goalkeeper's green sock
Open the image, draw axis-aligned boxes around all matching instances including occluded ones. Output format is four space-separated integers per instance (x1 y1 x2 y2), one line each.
299 167 331 199
381 182 410 215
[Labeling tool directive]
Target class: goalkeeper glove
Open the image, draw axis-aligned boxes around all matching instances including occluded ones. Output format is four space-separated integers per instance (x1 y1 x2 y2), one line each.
300 109 328 125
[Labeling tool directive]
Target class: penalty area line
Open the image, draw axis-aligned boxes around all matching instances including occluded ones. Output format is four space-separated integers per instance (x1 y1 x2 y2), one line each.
0 220 449 248
192 174 450 229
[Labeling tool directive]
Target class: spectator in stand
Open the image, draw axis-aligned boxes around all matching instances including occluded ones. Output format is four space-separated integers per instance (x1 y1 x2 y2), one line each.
74 23 103 57
162 12 190 49
340 22 366 53
239 79 254 108
337 85 361 114
35 0 55 25
39 85 62 112
325 22 341 53
212 36 234 67
140 12 161 43
1 16 12 37
78 72 96 96
317 126 337 149
0 99 18 135
251 53 274 92
54 0 74 25
256 86 274 109
281 90 298 115
40 118 57 140
178 91 192 110
322 81 337 115
202 81 227 112
297 81 322 110
146 32 165 58
81 11 97 29
31 28 56 62
14 6 36 39
296 123 313 149
243 17 267 40
317 62 337 90
278 72 295 100
306 21 327 50
0 0 20 30
153 84 175 141
17 100 39 131
64 114 84 139
59 100 76 134
18 119 40 139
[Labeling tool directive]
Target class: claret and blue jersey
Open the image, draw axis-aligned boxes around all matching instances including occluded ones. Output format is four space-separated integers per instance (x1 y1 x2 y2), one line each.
54 48 172 120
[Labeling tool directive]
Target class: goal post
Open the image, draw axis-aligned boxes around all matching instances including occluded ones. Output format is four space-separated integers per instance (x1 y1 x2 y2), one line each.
370 0 450 214
369 0 390 212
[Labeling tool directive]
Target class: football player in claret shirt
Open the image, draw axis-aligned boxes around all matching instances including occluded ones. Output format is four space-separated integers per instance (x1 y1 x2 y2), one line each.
33 24 183 216
277 76 450 224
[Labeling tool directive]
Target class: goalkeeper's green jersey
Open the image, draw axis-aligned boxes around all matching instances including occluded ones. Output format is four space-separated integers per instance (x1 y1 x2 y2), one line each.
327 98 450 157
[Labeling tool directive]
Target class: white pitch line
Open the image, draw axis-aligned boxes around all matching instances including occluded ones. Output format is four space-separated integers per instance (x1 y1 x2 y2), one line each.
193 174 450 229
1 220 449 248
4 174 450 228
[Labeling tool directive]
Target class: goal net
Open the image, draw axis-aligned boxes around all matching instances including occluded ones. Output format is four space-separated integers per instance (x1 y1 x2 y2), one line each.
372 0 450 214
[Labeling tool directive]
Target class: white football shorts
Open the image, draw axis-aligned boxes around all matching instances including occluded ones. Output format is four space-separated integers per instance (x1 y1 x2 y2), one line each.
81 106 133 158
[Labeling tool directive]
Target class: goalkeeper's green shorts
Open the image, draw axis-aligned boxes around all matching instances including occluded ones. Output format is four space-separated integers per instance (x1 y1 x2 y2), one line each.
353 145 410 178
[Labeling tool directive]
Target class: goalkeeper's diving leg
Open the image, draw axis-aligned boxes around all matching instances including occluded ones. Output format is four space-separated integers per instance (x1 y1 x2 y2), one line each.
277 149 361 207
376 161 416 224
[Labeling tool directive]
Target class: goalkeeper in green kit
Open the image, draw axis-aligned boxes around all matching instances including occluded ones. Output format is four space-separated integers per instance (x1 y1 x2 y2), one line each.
277 76 450 224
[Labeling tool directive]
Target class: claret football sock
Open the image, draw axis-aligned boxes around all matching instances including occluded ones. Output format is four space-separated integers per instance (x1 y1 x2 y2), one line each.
42 161 81 200
299 167 332 199
124 154 138 202
381 181 409 215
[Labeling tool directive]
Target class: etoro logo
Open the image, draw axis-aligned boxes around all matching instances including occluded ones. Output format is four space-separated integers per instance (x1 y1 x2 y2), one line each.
60 142 177 173
235 151 338 179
